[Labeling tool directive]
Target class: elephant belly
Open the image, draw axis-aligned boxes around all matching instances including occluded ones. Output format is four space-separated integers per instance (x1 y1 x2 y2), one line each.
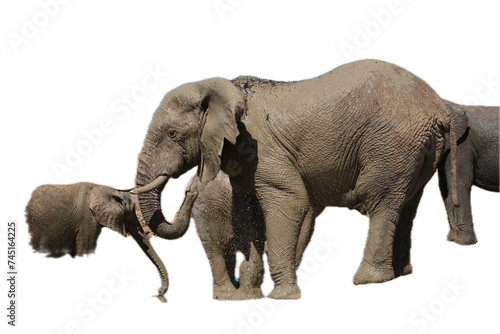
302 167 366 213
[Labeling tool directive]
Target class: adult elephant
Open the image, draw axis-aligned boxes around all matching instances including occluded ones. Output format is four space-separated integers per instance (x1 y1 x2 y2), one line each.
133 59 466 299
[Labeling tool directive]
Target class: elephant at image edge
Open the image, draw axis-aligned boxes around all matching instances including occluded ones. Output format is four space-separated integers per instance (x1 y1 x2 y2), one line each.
25 182 196 302
182 98 497 300
439 100 499 245
132 59 468 300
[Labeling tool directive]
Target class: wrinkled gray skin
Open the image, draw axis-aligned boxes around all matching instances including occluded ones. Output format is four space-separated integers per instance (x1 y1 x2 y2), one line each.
188 172 321 299
25 182 192 302
439 101 499 245
135 59 467 299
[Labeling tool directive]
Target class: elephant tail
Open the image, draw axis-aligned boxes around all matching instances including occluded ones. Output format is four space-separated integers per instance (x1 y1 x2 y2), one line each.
448 115 460 207
437 100 460 207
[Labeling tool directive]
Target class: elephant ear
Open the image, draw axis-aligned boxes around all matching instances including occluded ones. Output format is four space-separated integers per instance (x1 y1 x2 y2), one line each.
196 78 246 183
88 186 128 236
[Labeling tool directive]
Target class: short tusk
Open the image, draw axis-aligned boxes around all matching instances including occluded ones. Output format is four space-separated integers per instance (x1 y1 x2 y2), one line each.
116 187 135 192
130 175 169 194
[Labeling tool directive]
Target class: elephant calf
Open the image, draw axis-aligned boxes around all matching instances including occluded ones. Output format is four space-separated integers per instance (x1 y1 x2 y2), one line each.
25 182 196 301
439 101 499 245
184 172 319 300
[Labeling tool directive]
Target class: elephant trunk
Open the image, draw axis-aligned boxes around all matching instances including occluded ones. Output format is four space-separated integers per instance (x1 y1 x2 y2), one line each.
132 175 197 240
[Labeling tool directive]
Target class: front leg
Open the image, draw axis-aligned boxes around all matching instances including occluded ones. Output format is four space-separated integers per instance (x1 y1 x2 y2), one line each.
295 207 321 269
229 192 265 300
257 180 310 299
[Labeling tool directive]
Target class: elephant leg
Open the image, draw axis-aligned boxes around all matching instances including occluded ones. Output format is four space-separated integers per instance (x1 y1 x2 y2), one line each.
392 189 424 278
196 229 238 299
258 182 309 299
295 208 318 269
193 213 238 300
353 207 399 285
438 160 477 245
208 246 239 300
223 242 239 290
228 192 265 300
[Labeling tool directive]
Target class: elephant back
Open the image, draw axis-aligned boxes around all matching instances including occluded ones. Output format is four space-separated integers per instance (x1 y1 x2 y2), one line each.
25 182 102 257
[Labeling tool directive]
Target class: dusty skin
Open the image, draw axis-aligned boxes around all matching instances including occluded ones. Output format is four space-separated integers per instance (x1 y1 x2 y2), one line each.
25 182 197 302
177 99 498 300
183 172 320 300
438 101 499 245
134 59 468 299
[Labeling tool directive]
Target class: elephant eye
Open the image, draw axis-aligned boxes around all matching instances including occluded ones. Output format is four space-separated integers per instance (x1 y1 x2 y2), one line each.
112 195 124 206
167 130 177 138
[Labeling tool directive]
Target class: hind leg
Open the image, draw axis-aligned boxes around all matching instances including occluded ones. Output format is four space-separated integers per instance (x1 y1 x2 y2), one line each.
438 159 477 245
353 206 400 285
393 189 424 277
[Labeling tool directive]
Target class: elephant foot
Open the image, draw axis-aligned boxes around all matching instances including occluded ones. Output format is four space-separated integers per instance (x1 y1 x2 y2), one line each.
447 229 477 245
402 264 413 276
228 287 264 301
268 283 301 300
353 260 395 285
393 262 412 278
213 284 238 300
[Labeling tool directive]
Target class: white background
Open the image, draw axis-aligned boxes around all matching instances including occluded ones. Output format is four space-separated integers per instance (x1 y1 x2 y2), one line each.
1 1 499 333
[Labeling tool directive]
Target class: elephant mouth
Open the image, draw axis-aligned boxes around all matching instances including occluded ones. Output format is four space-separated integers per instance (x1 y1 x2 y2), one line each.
130 172 196 240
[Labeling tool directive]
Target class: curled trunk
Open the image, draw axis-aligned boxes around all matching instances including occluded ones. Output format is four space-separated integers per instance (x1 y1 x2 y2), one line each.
133 175 198 240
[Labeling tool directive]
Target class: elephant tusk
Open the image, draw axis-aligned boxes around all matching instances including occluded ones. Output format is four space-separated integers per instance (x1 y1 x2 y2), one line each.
116 187 136 192
130 175 169 194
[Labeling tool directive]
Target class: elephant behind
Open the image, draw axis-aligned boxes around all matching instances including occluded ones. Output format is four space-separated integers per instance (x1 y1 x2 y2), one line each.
439 101 499 245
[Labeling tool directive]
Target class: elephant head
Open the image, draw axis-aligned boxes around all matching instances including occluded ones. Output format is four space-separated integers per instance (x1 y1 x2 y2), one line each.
25 182 175 301
133 78 245 239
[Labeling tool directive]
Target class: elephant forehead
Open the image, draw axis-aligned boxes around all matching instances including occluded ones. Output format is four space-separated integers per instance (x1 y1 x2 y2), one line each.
161 85 200 109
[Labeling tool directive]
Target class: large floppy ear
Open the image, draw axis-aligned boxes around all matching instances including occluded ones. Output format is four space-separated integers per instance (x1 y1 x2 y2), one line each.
88 186 130 236
196 78 246 183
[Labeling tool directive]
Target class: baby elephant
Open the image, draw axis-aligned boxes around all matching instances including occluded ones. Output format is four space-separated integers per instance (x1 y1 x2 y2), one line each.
25 182 194 302
439 101 499 245
186 172 320 300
